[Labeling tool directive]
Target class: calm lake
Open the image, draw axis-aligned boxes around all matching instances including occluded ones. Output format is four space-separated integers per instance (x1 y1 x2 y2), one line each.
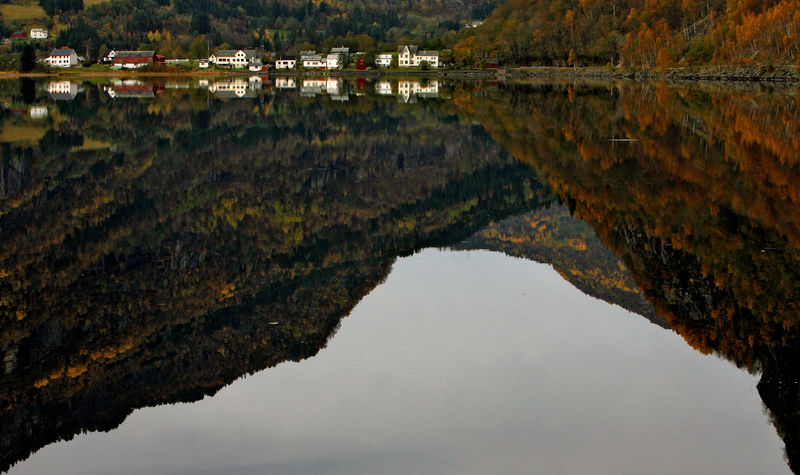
0 77 797 474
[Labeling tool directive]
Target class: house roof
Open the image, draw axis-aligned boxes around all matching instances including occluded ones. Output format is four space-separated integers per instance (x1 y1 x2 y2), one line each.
302 55 322 61
114 51 155 58
48 48 75 57
397 45 418 55
215 49 256 57
417 50 439 57
331 47 349 54
277 56 296 61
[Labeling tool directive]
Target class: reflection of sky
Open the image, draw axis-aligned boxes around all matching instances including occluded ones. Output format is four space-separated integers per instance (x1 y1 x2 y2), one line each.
10 250 788 475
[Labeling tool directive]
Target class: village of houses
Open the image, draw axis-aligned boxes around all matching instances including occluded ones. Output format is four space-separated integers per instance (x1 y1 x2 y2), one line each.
37 37 442 71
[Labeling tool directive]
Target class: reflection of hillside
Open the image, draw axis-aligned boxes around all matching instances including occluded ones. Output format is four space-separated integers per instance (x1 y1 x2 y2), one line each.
0 87 552 472
455 204 663 327
456 82 800 472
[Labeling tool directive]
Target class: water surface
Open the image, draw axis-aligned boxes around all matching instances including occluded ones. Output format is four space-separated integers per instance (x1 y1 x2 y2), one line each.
0 77 798 473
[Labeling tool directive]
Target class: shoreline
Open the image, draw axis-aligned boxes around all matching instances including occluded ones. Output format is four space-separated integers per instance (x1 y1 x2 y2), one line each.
2 65 799 84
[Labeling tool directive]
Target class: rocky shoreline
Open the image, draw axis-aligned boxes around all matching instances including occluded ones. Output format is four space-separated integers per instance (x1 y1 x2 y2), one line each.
2 65 799 84
508 65 800 83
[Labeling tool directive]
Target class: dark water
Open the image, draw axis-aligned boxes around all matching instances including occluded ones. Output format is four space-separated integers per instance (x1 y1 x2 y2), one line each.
0 77 797 474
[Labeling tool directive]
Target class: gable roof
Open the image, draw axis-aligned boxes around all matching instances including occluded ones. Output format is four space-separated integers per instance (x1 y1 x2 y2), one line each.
114 51 155 58
397 45 418 55
215 49 257 58
331 47 349 54
49 48 75 57
417 50 439 57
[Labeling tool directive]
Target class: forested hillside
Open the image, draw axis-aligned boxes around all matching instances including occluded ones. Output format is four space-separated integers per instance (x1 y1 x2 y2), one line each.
0 0 495 60
457 0 800 67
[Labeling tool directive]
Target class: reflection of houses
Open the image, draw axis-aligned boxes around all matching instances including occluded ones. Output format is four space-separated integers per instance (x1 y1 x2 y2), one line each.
47 81 80 100
375 81 393 95
300 79 325 96
275 58 296 69
375 54 393 67
29 106 48 119
397 45 440 68
275 77 296 89
45 48 79 68
207 78 260 98
112 51 163 68
397 80 440 103
30 28 48 39
209 49 257 68
326 78 341 95
104 80 165 99
326 78 348 101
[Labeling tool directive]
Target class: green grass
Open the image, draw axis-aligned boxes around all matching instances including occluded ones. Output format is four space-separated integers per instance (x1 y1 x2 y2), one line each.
84 0 111 6
0 3 47 21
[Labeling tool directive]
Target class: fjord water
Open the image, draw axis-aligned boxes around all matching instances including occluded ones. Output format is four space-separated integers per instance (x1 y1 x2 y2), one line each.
0 78 797 474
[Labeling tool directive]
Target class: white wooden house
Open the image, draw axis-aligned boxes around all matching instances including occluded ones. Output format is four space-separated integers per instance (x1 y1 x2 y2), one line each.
30 28 48 39
45 48 79 68
302 55 325 69
396 45 439 68
326 53 343 69
375 54 393 67
208 50 257 68
275 58 296 69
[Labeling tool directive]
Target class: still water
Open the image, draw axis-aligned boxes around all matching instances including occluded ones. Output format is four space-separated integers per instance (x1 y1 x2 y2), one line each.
0 77 798 473
8 250 786 474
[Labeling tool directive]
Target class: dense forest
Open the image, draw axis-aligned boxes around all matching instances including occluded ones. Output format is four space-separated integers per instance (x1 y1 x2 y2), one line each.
0 0 494 61
457 0 800 66
2 0 798 66
453 80 800 470
0 79 550 471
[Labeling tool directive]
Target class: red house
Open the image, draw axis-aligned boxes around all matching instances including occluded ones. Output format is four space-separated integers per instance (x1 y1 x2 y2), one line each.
112 51 164 68
11 31 27 40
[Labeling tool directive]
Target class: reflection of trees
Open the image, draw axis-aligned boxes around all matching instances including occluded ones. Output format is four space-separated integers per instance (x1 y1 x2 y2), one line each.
456 81 800 472
0 85 551 472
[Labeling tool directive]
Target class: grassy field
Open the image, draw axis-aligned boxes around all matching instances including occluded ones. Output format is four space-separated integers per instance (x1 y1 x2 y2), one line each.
0 3 47 21
0 124 47 143
84 0 110 6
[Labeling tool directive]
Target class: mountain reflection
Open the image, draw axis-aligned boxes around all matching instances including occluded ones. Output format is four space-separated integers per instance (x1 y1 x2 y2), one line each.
0 78 549 472
0 78 799 472
457 80 800 472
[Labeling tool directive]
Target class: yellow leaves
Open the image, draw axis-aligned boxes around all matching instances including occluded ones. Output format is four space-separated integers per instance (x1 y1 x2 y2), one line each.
218 282 236 300
563 9 575 27
89 338 134 361
568 238 587 250
66 363 89 378
397 216 416 230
